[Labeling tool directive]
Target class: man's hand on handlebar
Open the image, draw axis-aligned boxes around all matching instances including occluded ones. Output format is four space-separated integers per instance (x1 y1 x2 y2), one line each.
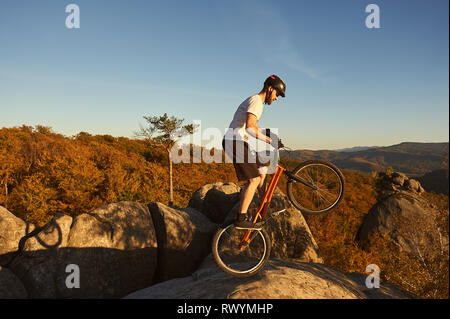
263 128 284 149
269 137 284 149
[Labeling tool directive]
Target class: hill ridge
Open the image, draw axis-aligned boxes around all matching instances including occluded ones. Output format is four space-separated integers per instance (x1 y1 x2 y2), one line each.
282 142 448 176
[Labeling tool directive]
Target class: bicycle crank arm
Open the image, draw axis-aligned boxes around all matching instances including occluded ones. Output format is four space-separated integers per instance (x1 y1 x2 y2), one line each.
285 171 318 190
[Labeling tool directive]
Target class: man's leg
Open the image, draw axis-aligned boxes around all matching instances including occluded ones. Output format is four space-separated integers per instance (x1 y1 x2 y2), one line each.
235 175 264 229
257 173 266 202
239 176 261 215
233 141 265 229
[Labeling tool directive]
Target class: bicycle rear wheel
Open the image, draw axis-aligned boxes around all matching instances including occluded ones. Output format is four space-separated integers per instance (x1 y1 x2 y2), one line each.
286 160 345 215
212 223 271 278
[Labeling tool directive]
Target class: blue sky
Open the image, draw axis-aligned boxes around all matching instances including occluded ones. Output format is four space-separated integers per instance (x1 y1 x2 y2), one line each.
0 0 448 150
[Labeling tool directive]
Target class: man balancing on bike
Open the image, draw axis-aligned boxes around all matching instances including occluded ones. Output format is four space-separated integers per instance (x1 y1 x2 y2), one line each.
222 75 286 230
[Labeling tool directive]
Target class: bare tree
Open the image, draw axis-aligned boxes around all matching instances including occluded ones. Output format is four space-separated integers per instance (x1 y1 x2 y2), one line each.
136 113 197 206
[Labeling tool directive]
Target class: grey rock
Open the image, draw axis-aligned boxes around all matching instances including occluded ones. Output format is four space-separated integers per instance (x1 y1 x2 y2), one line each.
124 258 409 299
202 188 241 224
391 172 408 186
148 202 218 283
404 179 425 193
7 201 158 298
348 272 412 299
0 206 36 266
188 182 241 216
357 191 444 256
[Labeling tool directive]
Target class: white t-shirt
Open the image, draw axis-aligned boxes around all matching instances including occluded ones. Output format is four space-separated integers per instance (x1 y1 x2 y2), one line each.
224 94 264 142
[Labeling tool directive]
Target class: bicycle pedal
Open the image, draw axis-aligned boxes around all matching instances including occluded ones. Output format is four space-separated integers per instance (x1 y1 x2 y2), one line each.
271 209 286 217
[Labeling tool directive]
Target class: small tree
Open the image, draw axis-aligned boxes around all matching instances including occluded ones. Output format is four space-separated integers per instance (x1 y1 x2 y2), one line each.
136 113 197 206
0 163 11 210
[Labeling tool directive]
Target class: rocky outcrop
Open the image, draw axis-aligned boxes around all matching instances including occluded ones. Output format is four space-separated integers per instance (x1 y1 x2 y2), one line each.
0 206 37 266
0 200 219 298
148 202 218 283
1 180 413 299
188 182 241 224
376 171 425 198
1 202 158 298
124 257 410 299
357 171 447 256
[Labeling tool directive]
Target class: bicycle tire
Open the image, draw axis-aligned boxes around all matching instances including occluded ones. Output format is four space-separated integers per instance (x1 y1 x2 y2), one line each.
286 160 345 215
212 222 271 278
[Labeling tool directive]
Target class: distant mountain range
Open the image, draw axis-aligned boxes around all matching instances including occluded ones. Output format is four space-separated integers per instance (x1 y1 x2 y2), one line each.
281 142 449 177
334 146 381 152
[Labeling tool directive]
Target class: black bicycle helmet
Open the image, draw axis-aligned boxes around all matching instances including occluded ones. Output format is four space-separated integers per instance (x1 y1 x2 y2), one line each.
264 75 286 97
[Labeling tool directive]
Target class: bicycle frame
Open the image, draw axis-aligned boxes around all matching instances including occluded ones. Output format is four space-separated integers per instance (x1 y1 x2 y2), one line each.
239 162 320 247
239 164 285 247
252 164 285 223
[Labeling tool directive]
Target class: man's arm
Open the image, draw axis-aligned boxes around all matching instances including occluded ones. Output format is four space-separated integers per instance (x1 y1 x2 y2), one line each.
246 113 271 144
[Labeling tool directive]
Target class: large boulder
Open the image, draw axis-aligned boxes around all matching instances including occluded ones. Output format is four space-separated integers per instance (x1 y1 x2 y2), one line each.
9 214 74 298
124 257 410 299
0 206 37 266
358 170 448 258
376 171 425 199
357 190 445 256
188 182 241 223
6 202 158 298
147 202 218 283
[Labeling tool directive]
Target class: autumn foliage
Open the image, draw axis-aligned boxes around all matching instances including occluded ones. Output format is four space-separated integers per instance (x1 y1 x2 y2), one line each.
0 126 236 226
1 125 448 299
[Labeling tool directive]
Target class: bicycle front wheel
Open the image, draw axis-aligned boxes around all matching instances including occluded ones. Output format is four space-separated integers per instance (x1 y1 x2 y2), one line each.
286 160 345 215
212 223 271 278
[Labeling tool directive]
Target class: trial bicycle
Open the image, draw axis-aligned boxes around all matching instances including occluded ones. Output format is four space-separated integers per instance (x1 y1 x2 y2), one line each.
211 148 345 278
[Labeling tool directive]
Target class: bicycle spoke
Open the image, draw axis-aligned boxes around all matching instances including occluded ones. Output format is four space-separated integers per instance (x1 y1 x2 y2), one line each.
318 186 339 198
213 224 269 277
287 161 344 214
222 229 233 240
315 190 333 207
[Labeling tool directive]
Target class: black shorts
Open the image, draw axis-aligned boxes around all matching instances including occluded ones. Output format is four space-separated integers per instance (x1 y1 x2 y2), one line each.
222 138 267 182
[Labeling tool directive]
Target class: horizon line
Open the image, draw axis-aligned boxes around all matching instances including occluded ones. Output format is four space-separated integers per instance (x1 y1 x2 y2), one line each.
1 124 448 152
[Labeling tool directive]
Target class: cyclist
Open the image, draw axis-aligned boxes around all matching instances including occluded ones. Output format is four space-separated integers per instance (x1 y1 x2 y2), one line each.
222 75 286 229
